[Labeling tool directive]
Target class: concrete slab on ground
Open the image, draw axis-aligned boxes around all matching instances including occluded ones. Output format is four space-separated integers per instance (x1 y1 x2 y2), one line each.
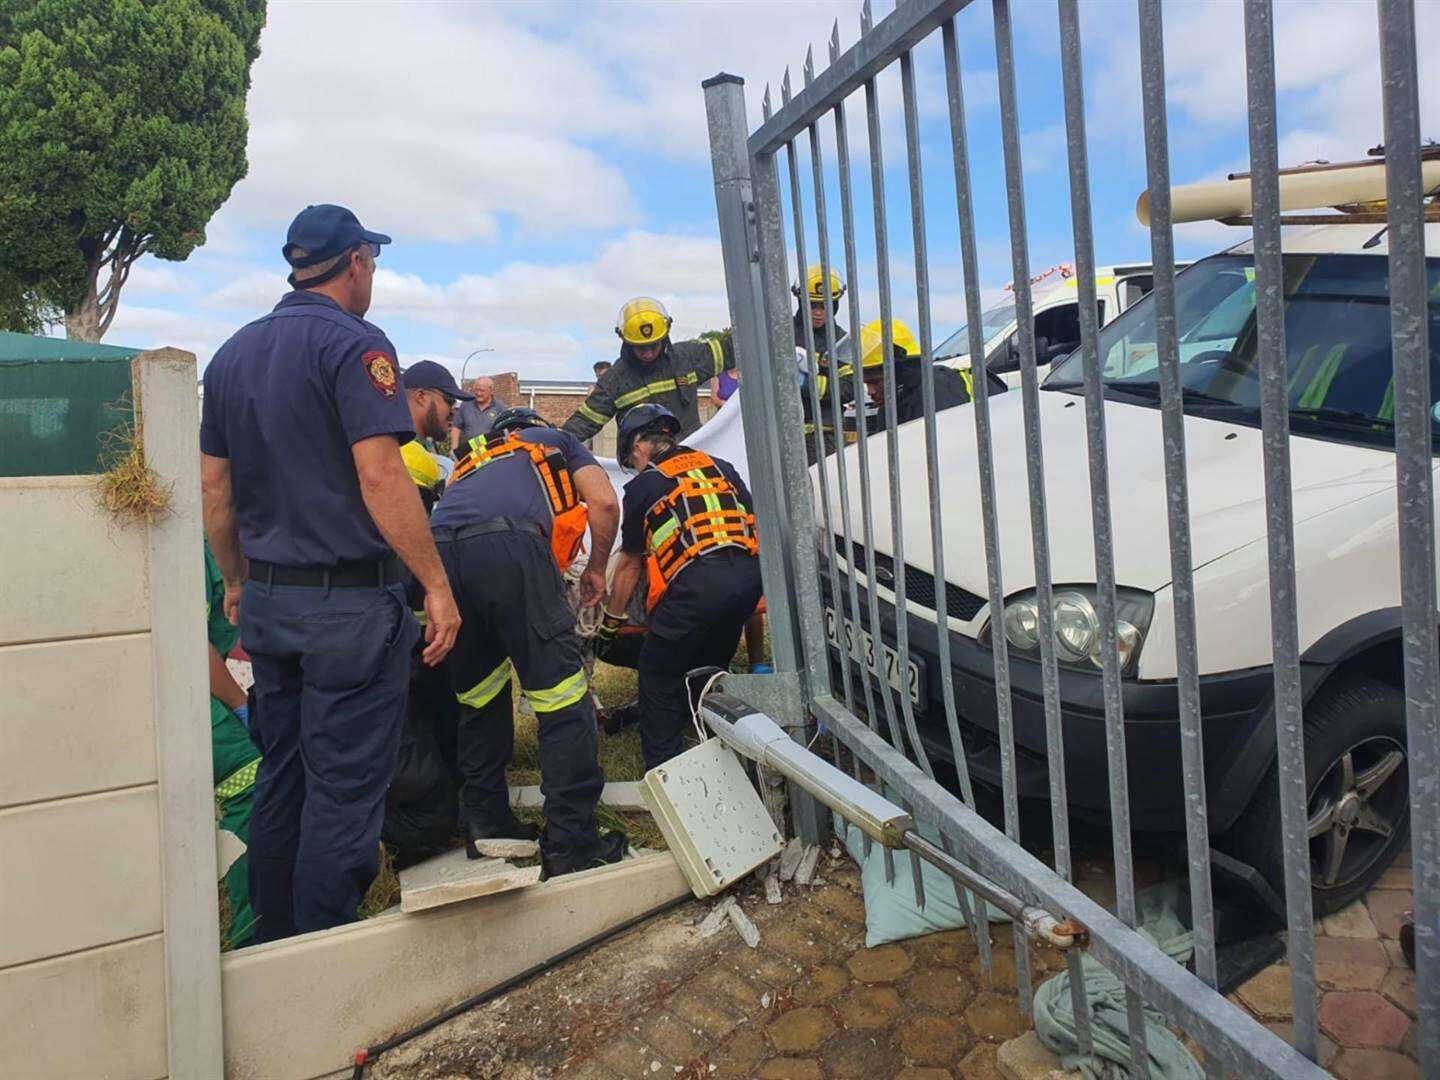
399 848 542 914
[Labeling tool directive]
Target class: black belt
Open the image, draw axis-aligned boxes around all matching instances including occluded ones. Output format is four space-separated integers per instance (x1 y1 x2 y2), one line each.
248 558 402 588
432 517 544 543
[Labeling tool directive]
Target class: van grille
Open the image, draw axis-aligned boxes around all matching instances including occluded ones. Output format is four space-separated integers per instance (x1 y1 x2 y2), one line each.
831 535 987 622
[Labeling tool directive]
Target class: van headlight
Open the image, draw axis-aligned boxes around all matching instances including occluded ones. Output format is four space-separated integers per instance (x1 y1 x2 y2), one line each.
988 587 1152 676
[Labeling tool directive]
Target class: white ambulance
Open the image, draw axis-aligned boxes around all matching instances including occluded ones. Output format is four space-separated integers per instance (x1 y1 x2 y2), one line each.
934 262 1185 388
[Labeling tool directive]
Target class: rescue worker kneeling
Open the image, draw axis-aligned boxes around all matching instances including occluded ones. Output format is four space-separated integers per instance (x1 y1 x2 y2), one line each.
598 405 763 770
843 318 1006 428
430 406 626 877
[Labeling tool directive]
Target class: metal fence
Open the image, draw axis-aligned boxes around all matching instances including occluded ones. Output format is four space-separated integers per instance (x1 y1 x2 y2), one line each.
702 0 1434 1076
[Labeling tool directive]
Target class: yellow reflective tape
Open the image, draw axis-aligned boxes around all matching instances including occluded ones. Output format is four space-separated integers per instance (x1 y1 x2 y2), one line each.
523 668 589 714
614 385 653 409
707 337 724 376
457 659 513 710
1064 276 1113 288
216 758 260 801
577 402 608 425
412 609 427 626
649 517 680 552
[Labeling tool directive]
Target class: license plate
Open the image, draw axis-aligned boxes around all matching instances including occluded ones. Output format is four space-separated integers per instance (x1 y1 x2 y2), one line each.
824 607 925 708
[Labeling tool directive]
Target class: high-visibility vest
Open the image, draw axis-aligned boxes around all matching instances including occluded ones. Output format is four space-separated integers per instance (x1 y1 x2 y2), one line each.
642 449 758 611
452 432 589 572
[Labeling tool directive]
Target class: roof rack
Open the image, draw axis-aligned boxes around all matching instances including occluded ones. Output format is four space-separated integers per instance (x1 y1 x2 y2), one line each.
1138 145 1440 227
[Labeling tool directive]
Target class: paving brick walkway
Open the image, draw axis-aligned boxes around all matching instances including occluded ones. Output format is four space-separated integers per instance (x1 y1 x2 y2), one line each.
372 851 1066 1079
1226 855 1419 1079
372 846 1422 1079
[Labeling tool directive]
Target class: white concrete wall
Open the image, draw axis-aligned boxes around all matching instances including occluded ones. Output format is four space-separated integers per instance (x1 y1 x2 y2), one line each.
0 351 222 1079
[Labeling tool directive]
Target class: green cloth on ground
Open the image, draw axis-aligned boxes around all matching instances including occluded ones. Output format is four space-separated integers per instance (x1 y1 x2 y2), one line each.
1032 882 1203 1079
205 541 259 947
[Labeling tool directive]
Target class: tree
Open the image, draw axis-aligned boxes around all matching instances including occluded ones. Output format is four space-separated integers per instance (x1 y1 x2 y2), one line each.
0 0 265 341
0 272 61 335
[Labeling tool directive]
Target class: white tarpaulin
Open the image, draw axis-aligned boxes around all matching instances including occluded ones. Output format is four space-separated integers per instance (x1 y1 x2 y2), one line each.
594 392 750 507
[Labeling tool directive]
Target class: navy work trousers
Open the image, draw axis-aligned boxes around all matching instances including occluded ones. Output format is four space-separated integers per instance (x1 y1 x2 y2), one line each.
241 578 418 942
437 527 603 850
638 550 764 769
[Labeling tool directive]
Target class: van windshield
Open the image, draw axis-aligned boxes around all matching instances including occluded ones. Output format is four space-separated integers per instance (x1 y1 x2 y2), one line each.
935 300 1017 359
1044 254 1440 452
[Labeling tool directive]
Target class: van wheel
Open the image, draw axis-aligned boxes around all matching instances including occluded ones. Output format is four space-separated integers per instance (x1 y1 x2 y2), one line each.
1230 675 1410 917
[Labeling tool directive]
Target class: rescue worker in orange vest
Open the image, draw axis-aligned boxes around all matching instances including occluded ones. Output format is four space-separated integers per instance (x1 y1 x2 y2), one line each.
597 404 763 769
562 298 736 442
429 406 627 877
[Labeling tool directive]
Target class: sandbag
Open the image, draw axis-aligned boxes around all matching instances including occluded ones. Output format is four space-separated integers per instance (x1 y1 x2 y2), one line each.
838 813 1009 949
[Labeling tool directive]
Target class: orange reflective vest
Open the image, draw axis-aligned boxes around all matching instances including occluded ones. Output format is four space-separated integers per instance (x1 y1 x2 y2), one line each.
452 432 589 572
642 450 758 611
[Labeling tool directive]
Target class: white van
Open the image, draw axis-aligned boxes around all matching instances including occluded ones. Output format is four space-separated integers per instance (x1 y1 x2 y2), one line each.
935 262 1185 388
822 220 1437 913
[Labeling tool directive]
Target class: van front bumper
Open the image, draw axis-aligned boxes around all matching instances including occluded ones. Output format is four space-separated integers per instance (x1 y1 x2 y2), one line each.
817 578 1327 833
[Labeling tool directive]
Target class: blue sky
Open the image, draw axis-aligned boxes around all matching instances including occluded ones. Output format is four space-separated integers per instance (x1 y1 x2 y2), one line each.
105 0 1437 382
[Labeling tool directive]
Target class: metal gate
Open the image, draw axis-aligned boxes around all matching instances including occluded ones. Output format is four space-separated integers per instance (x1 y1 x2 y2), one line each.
701 0 1435 1076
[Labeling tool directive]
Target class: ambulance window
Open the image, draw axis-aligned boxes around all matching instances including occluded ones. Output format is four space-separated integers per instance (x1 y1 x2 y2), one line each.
1120 275 1154 310
1034 303 1082 363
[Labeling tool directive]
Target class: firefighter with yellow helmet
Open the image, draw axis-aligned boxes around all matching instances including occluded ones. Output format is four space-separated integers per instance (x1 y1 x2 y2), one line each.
562 297 736 442
428 405 628 877
792 264 855 460
841 318 1006 429
597 404 762 769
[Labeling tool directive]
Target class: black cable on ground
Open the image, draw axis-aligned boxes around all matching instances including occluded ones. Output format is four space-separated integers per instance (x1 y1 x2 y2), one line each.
350 892 692 1078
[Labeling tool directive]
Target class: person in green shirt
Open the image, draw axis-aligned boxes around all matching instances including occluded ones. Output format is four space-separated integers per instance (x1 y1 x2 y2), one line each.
205 541 261 948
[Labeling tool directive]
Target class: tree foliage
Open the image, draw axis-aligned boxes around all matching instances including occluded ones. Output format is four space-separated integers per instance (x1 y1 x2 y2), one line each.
0 0 265 339
0 271 61 334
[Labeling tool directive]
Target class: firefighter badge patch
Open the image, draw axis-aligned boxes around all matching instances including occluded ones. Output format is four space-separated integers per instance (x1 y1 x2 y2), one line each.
362 350 398 399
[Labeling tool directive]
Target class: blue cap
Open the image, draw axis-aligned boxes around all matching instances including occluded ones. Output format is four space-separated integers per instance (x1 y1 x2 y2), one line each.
400 360 474 400
283 204 392 267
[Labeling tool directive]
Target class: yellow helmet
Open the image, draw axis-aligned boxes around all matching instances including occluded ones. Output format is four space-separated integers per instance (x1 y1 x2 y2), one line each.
400 440 442 489
615 297 673 346
793 263 845 304
856 319 922 370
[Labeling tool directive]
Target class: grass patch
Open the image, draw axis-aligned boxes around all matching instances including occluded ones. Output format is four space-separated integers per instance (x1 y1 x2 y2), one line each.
97 414 170 526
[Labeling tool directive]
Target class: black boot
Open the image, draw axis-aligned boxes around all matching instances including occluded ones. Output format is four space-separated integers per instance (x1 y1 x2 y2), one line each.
464 817 541 859
539 829 629 881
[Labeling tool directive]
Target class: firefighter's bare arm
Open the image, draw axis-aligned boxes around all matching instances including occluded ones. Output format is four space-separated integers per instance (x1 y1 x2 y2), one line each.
573 463 619 608
563 377 617 440
605 551 645 620
201 452 245 625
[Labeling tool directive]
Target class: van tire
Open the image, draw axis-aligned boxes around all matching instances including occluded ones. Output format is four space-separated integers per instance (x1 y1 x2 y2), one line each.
1229 674 1410 918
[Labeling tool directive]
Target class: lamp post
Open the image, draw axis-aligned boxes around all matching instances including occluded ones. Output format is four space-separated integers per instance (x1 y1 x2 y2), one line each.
459 347 494 388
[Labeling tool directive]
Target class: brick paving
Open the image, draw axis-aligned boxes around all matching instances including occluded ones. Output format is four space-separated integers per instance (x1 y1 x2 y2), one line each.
1224 845 1420 1078
372 844 1421 1079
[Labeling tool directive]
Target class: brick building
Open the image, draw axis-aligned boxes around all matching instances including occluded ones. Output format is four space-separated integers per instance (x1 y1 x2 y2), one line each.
460 372 716 459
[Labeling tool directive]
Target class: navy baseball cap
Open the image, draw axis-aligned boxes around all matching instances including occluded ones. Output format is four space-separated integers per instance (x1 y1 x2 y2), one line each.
401 360 474 400
283 204 392 267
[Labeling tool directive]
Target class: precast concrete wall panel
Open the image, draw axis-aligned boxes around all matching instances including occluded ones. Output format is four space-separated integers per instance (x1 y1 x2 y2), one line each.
0 633 156 808
0 934 168 1080
0 476 149 646
0 785 163 968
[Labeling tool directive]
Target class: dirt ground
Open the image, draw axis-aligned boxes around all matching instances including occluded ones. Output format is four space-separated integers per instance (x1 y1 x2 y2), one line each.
368 847 1058 1080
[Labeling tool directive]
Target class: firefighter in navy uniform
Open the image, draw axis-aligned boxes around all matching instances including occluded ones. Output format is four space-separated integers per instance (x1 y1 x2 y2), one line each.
792 265 855 462
430 406 627 877
597 405 763 769
562 298 735 441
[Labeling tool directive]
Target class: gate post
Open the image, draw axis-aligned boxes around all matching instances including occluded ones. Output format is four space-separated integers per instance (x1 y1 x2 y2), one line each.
703 73 825 844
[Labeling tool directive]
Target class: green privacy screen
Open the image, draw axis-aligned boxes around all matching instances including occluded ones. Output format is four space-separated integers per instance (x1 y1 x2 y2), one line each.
0 332 139 477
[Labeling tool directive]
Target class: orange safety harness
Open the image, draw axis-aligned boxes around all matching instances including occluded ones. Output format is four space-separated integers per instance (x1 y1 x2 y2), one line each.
452 432 589 571
642 449 758 611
